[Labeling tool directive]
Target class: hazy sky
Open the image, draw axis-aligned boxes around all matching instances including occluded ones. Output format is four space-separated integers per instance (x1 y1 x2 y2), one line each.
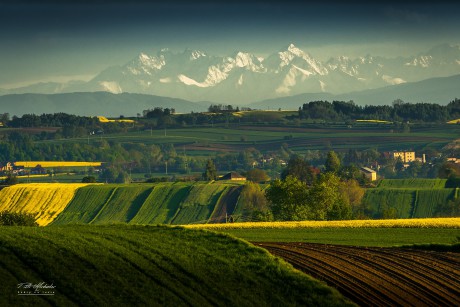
1 0 459 88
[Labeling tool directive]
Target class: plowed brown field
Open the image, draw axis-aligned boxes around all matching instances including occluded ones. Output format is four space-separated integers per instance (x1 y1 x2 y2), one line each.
255 242 460 306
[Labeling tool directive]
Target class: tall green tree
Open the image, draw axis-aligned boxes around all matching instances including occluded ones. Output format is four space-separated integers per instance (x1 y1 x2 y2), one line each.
265 176 310 221
239 182 271 221
309 173 350 220
281 155 317 185
203 159 217 181
324 151 341 173
246 168 270 183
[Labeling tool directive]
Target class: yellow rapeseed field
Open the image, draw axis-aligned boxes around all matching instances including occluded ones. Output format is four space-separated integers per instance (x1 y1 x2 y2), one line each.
356 119 393 124
97 116 135 123
447 119 460 124
0 183 88 226
15 161 102 168
184 218 460 229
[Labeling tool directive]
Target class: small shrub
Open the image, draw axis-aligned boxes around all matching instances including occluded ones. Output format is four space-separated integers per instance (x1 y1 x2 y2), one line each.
0 211 38 226
82 176 97 183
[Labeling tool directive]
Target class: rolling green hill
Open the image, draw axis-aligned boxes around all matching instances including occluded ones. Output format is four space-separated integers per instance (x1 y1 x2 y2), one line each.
1 179 457 226
0 92 206 117
51 182 245 225
0 225 352 306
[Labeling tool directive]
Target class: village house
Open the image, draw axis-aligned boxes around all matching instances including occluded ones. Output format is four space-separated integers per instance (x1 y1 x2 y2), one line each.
389 151 416 163
220 172 246 181
360 167 377 181
0 162 13 173
30 164 47 175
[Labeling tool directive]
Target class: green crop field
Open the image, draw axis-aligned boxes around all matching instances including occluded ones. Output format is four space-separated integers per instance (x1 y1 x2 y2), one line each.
378 179 448 189
38 123 460 154
363 189 415 218
0 225 351 306
215 227 460 247
129 183 191 224
362 179 457 219
413 189 456 218
170 183 230 224
89 185 153 224
52 185 116 224
51 182 244 225
3 179 457 227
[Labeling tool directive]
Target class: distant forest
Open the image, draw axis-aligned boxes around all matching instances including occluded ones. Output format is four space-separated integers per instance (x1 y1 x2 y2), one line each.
4 99 460 130
299 99 460 122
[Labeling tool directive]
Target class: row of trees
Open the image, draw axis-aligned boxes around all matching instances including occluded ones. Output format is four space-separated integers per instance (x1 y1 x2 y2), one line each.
214 152 361 221
265 152 366 221
299 99 460 122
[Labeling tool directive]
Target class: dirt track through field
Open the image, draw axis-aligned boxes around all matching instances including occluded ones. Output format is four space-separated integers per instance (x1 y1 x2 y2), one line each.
255 242 460 306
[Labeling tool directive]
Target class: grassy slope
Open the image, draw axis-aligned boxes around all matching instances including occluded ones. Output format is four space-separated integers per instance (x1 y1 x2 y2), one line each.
170 183 229 225
52 183 242 225
0 225 351 306
128 183 191 224
89 186 153 224
51 185 116 224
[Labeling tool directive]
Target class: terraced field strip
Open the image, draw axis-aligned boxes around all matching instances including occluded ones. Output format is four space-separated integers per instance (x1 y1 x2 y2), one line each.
0 183 89 225
129 183 191 224
414 189 456 218
208 186 242 223
51 185 115 225
171 183 227 225
378 179 447 189
256 242 460 307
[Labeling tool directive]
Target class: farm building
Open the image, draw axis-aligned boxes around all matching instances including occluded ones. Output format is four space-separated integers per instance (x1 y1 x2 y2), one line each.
0 162 13 172
220 172 246 181
360 167 377 181
389 151 416 163
30 164 47 175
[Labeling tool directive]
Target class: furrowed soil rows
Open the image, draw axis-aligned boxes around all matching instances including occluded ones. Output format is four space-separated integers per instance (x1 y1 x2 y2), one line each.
256 242 460 307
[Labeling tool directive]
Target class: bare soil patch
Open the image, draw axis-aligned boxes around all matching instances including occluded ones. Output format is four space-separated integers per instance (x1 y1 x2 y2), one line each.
256 242 460 306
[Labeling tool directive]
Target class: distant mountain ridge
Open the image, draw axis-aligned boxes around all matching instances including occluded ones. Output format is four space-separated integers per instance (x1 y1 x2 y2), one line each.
1 43 460 104
0 74 458 117
0 92 206 117
250 74 460 110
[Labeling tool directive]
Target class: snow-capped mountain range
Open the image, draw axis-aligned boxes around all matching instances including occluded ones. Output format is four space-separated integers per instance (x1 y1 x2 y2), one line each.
2 43 460 103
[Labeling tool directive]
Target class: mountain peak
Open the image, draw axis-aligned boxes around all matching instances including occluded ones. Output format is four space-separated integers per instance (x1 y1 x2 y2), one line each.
283 43 311 60
185 49 207 60
285 43 303 55
139 52 150 60
5 43 460 105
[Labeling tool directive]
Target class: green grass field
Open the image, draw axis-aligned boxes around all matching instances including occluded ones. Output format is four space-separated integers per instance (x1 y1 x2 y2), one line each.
0 225 352 306
213 228 460 247
37 123 460 153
